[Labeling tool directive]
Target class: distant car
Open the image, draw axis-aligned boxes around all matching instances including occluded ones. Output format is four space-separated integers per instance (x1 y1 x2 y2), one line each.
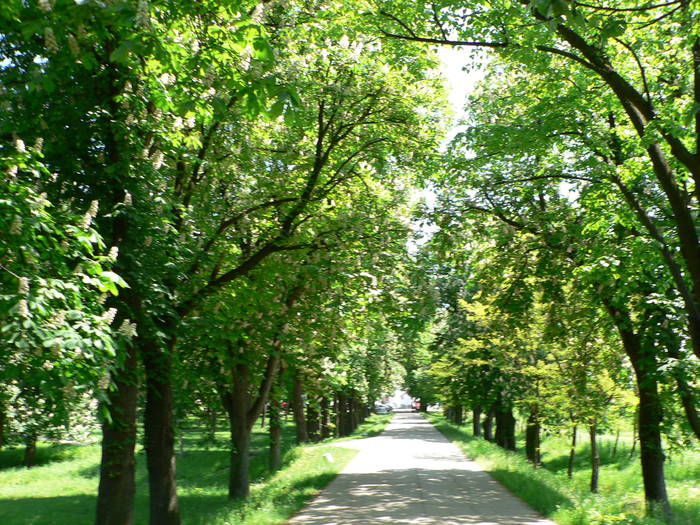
374 403 393 414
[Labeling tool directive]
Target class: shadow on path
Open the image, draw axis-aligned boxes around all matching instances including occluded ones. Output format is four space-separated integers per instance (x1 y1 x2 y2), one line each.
287 412 556 525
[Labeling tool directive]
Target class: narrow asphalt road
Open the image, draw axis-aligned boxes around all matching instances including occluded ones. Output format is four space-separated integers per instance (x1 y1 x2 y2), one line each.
287 411 557 525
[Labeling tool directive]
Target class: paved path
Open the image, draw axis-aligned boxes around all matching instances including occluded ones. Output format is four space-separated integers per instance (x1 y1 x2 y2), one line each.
287 411 557 525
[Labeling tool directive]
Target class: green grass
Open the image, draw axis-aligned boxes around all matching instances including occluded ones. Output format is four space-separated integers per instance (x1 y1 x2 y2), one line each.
0 413 393 525
425 413 700 525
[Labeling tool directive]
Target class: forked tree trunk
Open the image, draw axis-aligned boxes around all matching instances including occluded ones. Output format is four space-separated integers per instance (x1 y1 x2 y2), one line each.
472 406 482 437
589 423 600 493
96 344 138 525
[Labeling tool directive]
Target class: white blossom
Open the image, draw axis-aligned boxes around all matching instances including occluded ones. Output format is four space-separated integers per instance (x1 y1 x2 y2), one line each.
103 308 117 325
18 277 29 295
67 34 80 56
7 165 18 179
123 190 133 206
33 137 44 152
51 310 66 327
15 138 26 153
185 116 196 128
108 246 119 259
118 318 137 337
18 299 29 318
97 293 108 305
98 373 110 390
42 361 54 371
144 236 153 247
37 0 52 13
44 27 59 53
151 150 164 170
159 73 175 86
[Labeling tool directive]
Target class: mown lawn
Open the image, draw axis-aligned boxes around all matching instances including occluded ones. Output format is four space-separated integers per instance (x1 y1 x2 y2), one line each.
426 413 699 525
0 413 393 525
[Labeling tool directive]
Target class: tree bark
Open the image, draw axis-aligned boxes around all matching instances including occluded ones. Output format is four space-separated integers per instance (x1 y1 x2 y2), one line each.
23 433 37 468
454 405 464 426
142 338 180 525
494 400 516 451
269 398 282 472
292 373 308 444
320 396 332 439
472 406 482 437
307 399 321 442
338 393 353 436
589 423 600 493
568 424 577 480
604 300 671 517
525 409 541 466
96 344 138 525
482 407 494 441
223 362 252 499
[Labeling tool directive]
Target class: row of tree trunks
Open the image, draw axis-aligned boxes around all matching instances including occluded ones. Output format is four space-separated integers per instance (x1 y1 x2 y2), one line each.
445 405 464 426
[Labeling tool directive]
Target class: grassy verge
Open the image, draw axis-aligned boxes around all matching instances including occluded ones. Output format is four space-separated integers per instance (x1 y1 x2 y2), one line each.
0 413 393 525
425 413 699 525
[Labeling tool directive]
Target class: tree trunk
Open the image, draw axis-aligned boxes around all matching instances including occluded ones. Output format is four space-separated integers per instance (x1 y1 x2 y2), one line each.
472 406 482 437
96 345 138 525
568 424 577 480
0 398 5 449
495 401 516 451
23 433 37 468
482 408 494 441
350 394 359 432
612 429 620 458
525 409 541 466
307 399 321 442
604 300 671 517
223 363 252 499
589 423 600 493
454 405 464 426
142 340 180 525
320 397 331 439
269 398 282 472
337 394 350 436
291 373 308 444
